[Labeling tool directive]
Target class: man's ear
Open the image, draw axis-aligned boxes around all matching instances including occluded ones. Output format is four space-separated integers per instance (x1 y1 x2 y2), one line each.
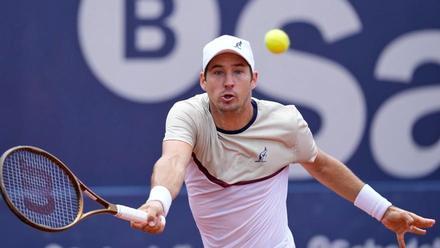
199 72 207 91
250 71 258 90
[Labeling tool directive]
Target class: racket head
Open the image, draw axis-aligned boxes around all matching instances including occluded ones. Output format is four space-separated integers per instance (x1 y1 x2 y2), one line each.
0 146 83 232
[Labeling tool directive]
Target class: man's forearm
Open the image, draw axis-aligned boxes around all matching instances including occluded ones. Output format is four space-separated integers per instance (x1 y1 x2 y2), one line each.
151 154 187 199
302 149 364 202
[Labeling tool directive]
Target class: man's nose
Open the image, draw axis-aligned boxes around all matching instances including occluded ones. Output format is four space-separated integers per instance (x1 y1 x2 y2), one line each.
224 72 235 87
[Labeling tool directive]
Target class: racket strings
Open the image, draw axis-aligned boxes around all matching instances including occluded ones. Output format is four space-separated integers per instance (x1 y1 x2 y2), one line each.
2 150 80 229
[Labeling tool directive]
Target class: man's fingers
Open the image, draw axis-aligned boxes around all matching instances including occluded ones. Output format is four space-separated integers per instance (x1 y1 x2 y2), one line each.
130 221 146 229
130 211 166 234
407 225 427 235
129 201 166 234
142 216 165 234
131 217 164 234
145 214 164 227
409 212 436 228
147 213 157 226
397 233 406 248
383 207 436 247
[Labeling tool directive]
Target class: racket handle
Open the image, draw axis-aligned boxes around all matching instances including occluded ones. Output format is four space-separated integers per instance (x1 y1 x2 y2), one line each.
115 204 166 225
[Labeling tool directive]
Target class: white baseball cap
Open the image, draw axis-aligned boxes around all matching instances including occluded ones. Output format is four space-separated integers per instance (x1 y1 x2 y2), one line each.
202 35 255 72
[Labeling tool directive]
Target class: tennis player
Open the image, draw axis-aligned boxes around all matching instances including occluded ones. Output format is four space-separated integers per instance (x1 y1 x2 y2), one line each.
131 35 435 247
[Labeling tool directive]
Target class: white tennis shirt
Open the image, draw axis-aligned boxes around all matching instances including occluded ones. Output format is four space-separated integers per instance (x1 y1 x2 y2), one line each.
164 93 317 247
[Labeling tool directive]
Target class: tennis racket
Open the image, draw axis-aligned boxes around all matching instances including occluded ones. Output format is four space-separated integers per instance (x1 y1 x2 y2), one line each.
0 145 165 232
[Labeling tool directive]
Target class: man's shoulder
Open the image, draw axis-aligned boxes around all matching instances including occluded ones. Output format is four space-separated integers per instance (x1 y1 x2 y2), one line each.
253 97 300 116
172 93 209 114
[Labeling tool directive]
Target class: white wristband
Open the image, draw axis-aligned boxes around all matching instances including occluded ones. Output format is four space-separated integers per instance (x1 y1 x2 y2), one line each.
147 186 172 216
354 184 392 221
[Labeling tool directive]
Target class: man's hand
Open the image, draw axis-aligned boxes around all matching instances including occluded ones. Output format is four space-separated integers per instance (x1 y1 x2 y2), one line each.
130 200 166 234
381 206 435 248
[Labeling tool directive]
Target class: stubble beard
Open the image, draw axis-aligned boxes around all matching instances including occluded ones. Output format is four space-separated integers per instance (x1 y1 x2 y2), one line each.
216 93 252 115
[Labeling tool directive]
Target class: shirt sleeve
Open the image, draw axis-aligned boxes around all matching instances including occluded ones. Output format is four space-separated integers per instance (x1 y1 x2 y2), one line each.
163 101 197 147
291 106 318 163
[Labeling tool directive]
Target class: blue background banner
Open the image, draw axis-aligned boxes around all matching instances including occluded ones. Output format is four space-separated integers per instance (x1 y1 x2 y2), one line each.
1 0 439 247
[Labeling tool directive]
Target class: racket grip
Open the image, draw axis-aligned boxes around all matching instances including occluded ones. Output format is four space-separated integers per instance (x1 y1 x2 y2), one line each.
115 204 166 225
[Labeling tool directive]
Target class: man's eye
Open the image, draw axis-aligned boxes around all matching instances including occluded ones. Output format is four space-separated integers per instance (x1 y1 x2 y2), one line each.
213 71 224 76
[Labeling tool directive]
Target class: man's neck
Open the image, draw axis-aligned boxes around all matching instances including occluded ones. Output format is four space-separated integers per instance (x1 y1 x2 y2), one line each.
210 102 254 131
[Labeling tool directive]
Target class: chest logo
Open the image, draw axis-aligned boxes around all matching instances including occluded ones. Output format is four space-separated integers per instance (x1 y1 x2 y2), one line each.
255 147 268 163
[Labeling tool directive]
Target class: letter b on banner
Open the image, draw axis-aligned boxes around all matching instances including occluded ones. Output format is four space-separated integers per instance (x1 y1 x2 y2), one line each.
125 0 175 58
78 0 218 102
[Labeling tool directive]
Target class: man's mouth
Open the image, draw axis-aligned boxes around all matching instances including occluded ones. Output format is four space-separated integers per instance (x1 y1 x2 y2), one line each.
221 93 235 101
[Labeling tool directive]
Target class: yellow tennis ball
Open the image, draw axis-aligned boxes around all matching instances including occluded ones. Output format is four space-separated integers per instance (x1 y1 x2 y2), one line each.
264 29 290 54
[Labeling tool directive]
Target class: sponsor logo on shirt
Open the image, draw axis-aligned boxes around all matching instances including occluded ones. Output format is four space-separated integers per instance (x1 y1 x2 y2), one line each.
255 147 268 163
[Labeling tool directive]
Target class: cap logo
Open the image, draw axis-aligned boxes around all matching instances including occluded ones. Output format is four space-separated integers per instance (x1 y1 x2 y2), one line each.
233 41 242 50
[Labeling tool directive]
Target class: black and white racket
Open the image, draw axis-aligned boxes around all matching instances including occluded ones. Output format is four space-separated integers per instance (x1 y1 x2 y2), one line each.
0 146 164 232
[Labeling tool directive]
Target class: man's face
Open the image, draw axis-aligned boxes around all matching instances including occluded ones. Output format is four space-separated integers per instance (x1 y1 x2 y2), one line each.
200 53 257 113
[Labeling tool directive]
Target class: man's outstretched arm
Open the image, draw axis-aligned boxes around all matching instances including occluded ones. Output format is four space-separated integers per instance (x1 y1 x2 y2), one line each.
301 149 435 248
131 140 193 234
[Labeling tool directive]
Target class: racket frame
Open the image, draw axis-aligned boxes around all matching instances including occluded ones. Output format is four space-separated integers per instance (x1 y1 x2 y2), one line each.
0 146 119 232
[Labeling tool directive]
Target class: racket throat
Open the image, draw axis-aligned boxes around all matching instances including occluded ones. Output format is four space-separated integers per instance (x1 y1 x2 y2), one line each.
80 183 111 208
84 190 97 201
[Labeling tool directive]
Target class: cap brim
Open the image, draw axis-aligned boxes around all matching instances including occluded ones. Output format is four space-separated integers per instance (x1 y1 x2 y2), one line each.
204 49 253 72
